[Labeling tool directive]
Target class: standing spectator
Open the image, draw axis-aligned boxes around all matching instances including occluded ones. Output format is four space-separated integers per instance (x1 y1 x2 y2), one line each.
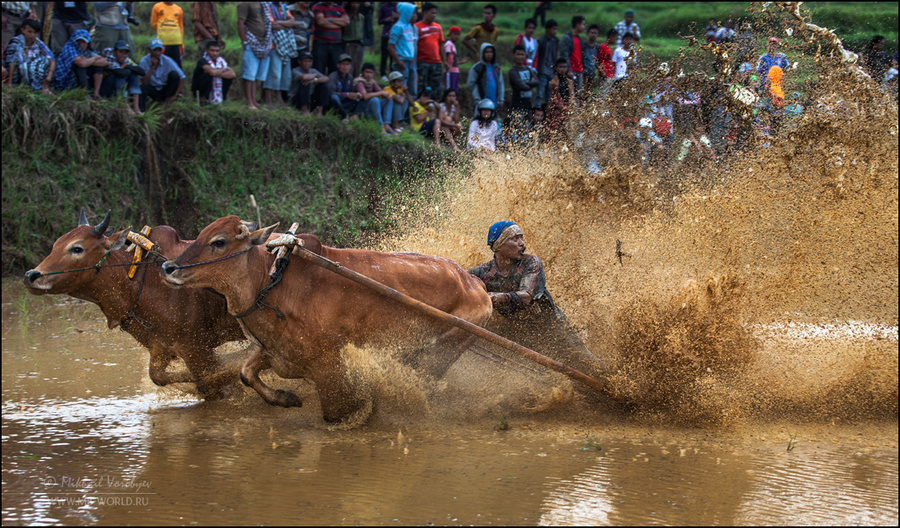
2 17 54 95
545 57 573 142
387 2 417 98
384 70 411 130
612 32 634 80
343 1 365 77
714 19 734 44
289 50 328 115
328 53 361 123
462 4 498 63
467 43 503 116
508 44 537 132
377 1 398 81
442 25 466 94
192 39 234 105
597 28 615 96
138 37 184 110
91 2 135 60
49 1 90 55
289 2 313 56
263 2 295 107
559 15 584 95
733 21 756 66
467 98 499 152
150 2 184 69
237 1 272 110
861 35 890 83
532 1 550 29
582 23 600 95
614 8 640 46
100 39 143 113
756 36 789 78
704 17 717 43
192 2 223 54
513 18 538 70
415 2 442 102
53 29 108 97
2 1 36 51
311 1 348 75
354 61 394 133
535 19 559 108
361 2 374 52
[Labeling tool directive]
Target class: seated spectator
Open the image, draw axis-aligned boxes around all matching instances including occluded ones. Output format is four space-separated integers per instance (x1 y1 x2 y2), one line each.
53 30 109 98
99 40 144 114
138 38 185 111
384 70 412 130
354 61 394 133
410 86 458 150
467 98 499 152
705 18 717 43
2 18 55 95
191 39 235 105
438 87 463 137
467 42 504 116
328 53 362 124
290 51 329 115
714 20 735 44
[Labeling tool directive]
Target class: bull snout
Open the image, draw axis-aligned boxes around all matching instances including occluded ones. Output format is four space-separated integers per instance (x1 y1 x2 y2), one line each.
24 270 42 286
161 261 177 276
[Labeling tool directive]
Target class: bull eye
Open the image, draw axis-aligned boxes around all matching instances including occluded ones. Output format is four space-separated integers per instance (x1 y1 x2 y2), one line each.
211 239 226 248
70 246 84 254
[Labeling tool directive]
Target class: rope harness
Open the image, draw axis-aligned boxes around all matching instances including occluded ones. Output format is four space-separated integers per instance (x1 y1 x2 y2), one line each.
38 250 113 276
162 247 252 270
234 250 289 320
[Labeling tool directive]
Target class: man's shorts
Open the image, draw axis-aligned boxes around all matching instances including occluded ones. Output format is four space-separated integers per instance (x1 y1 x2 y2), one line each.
419 119 438 138
241 46 270 82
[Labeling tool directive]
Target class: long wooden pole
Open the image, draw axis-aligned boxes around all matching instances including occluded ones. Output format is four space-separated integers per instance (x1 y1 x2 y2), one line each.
290 245 627 404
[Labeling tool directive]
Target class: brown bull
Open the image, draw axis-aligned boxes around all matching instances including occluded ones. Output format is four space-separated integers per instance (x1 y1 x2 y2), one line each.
161 216 493 423
24 210 246 397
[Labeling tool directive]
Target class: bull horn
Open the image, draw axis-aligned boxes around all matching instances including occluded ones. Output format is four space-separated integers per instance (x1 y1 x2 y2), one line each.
92 210 111 237
235 224 251 240
78 208 89 227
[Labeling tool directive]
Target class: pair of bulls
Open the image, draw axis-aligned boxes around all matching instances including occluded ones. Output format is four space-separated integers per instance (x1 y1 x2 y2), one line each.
25 212 491 423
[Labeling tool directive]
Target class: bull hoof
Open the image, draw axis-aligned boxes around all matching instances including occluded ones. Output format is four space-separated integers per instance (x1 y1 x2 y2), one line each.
275 389 302 408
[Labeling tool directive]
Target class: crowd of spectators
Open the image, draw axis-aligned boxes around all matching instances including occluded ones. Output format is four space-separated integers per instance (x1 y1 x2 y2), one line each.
2 2 897 156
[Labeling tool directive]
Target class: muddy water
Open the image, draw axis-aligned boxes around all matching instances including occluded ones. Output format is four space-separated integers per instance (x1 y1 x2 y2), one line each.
2 283 897 526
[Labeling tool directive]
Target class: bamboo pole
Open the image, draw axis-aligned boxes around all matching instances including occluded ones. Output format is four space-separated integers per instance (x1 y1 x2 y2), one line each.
286 243 627 404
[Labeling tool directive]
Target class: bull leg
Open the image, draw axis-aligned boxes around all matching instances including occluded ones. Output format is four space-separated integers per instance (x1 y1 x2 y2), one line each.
148 349 194 386
405 327 480 379
311 364 366 423
178 346 232 399
239 345 302 408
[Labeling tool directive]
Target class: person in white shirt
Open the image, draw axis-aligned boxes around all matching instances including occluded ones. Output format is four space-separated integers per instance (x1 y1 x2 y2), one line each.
612 32 634 80
467 98 499 151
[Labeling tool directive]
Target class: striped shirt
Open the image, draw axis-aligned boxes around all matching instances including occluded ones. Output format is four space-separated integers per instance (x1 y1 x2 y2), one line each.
311 2 346 44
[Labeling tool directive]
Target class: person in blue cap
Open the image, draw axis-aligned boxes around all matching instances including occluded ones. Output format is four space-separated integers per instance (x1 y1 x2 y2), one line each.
468 221 610 379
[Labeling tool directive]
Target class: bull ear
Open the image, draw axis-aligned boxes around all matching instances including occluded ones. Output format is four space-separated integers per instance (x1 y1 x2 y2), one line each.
78 208 89 227
250 223 279 246
107 227 132 251
242 220 259 232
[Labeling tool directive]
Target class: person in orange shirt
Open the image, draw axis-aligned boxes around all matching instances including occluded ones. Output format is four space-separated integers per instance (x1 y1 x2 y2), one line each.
151 2 184 68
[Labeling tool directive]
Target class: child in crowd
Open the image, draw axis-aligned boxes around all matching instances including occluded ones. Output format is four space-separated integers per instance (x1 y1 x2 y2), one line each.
2 18 55 95
354 62 395 133
438 88 463 138
467 98 499 151
384 70 413 131
545 57 574 142
442 26 467 94
410 86 459 150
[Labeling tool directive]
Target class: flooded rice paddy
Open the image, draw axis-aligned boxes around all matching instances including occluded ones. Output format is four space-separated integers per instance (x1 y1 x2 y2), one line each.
2 284 896 525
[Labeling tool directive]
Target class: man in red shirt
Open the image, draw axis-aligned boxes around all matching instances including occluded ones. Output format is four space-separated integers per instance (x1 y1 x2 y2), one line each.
415 3 443 101
597 28 617 98
559 15 584 97
310 1 348 75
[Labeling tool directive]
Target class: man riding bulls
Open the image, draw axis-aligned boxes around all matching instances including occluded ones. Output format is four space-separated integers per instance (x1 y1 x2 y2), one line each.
468 221 610 382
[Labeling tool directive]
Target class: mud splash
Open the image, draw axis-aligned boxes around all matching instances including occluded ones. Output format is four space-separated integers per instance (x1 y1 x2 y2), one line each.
372 4 898 425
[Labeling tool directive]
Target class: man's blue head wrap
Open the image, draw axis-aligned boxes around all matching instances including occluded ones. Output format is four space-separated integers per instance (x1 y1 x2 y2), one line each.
487 221 517 248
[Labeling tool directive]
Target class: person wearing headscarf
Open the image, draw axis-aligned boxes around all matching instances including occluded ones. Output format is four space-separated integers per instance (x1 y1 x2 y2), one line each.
52 29 108 96
3 18 55 95
468 221 611 383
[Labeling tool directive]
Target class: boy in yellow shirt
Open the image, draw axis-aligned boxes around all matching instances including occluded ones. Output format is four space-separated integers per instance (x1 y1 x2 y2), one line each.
151 2 184 68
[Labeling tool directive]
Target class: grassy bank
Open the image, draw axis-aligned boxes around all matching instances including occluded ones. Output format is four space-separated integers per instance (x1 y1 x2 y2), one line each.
1 87 453 275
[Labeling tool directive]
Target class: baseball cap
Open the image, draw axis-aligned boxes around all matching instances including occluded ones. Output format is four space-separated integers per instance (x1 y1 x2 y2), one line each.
149 38 164 50
388 71 404 81
768 37 779 43
338 53 352 63
74 32 91 43
113 40 130 51
299 51 313 60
